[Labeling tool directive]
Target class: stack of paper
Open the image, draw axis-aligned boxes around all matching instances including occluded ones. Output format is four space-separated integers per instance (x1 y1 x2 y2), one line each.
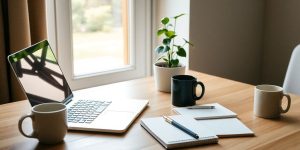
173 103 254 137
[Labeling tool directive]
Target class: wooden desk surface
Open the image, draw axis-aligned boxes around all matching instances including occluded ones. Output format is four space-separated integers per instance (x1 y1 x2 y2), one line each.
0 71 300 150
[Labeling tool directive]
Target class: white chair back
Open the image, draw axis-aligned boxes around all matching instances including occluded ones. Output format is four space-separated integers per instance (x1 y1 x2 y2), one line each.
283 45 300 95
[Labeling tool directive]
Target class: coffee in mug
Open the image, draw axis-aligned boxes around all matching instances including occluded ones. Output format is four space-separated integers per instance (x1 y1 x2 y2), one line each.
171 75 205 107
18 103 67 144
254 84 291 119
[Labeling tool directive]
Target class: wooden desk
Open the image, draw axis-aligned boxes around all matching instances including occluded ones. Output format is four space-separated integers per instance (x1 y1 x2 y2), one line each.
1 71 300 149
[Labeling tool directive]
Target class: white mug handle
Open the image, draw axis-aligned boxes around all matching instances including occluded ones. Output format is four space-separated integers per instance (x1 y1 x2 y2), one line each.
18 114 37 138
281 93 291 113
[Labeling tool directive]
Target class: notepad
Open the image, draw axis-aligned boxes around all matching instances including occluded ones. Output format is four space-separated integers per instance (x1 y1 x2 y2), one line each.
173 103 254 138
173 103 237 120
197 118 254 137
140 115 218 149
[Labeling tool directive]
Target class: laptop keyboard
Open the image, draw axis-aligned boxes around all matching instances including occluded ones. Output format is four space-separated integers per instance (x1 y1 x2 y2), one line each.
67 100 111 124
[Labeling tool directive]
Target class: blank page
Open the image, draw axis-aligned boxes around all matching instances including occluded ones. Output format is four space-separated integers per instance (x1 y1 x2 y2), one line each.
197 118 254 137
173 103 237 120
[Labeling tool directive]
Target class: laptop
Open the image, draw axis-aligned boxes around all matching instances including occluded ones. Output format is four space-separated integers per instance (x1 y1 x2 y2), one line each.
7 40 148 133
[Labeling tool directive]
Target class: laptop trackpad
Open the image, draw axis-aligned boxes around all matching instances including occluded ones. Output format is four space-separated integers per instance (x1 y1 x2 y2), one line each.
92 110 135 131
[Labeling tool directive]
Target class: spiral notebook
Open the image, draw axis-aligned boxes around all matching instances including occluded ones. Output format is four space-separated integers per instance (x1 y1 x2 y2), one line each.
140 115 218 149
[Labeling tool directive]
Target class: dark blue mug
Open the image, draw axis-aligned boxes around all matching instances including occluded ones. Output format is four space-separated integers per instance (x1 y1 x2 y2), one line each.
171 75 205 107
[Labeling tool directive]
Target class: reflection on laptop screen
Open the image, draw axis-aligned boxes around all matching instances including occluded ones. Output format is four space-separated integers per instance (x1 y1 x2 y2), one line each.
8 40 72 106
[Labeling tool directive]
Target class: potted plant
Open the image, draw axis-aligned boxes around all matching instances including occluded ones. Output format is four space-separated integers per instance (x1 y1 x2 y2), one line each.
154 14 193 92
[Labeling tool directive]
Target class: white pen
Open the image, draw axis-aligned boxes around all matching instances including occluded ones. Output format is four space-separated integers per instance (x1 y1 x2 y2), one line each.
187 105 215 109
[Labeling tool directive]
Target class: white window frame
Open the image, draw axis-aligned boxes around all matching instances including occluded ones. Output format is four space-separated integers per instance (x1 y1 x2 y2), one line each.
46 0 152 90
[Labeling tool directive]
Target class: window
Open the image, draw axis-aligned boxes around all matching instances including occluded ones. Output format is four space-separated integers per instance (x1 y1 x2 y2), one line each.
71 0 129 76
46 0 151 90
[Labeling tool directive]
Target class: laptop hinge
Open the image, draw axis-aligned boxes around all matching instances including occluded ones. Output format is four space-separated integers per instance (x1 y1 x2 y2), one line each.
63 94 73 105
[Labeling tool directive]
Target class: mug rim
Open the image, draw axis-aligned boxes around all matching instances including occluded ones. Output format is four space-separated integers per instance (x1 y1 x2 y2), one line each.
172 75 196 81
32 103 66 114
255 84 283 92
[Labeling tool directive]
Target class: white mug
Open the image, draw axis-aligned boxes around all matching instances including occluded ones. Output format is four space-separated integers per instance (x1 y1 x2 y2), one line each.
18 103 67 144
254 85 291 118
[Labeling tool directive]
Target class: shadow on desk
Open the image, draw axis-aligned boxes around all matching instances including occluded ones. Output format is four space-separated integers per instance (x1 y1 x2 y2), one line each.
269 115 300 124
8 141 66 150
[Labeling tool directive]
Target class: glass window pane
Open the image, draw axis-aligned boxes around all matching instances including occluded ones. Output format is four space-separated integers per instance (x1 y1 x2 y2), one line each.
71 0 129 77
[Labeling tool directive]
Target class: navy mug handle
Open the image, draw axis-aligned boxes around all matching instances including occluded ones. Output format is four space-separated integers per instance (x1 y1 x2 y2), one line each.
193 81 205 100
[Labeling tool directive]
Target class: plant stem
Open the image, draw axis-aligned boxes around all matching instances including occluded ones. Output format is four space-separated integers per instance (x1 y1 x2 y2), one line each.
169 19 177 67
168 51 171 67
172 19 177 51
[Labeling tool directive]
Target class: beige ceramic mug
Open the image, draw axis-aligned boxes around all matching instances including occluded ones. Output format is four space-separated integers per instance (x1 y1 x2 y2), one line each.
18 103 67 144
254 85 291 118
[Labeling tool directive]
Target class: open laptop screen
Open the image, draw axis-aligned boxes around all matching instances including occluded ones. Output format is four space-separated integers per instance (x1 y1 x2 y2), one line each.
8 40 73 106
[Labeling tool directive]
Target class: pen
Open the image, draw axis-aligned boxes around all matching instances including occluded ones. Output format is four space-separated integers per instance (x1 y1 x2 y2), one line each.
187 105 215 109
163 116 199 139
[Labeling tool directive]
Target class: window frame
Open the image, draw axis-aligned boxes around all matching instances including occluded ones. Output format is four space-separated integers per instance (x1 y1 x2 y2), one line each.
46 0 152 90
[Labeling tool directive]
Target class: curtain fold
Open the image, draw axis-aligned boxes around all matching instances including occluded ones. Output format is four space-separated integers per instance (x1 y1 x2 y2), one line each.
0 0 47 104
28 0 47 44
0 0 10 104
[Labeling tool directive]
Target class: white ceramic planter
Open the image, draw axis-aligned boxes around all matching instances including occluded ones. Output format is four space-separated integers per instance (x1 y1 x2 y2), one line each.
153 62 186 92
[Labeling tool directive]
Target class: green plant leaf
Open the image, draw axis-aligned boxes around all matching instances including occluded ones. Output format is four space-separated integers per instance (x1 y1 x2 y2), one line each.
155 46 164 54
157 28 167 36
163 58 169 62
163 46 170 52
177 47 186 57
161 17 169 25
174 13 185 19
162 38 171 45
183 38 194 46
165 31 175 38
169 34 177 39
171 59 179 67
